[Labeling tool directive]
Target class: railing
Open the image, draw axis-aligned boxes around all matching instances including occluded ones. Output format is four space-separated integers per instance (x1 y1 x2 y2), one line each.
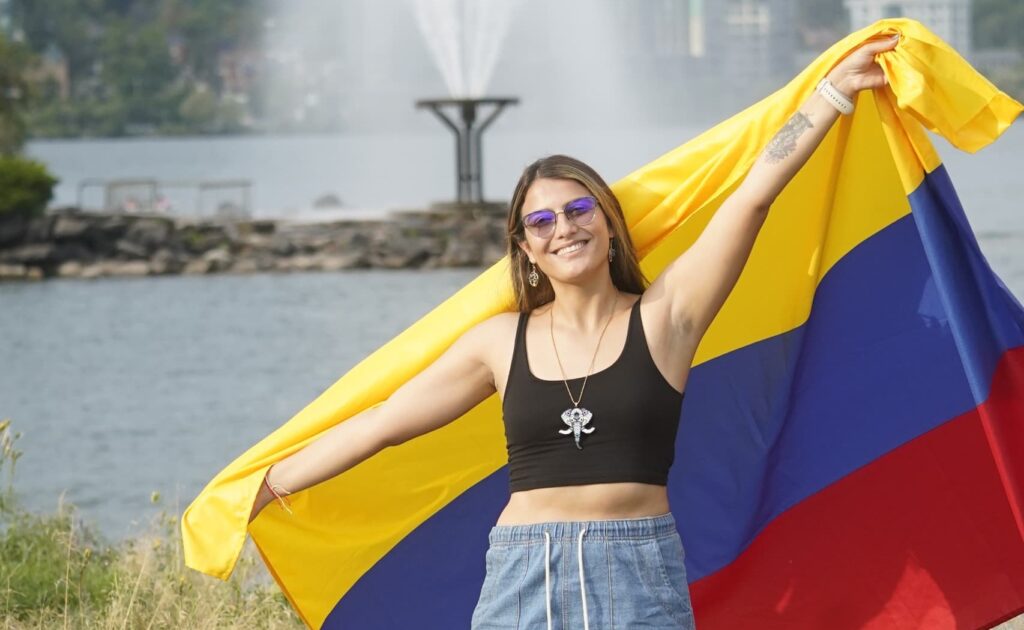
76 178 253 218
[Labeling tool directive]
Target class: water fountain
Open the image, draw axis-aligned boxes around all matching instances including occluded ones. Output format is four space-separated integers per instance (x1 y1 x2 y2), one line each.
412 0 522 209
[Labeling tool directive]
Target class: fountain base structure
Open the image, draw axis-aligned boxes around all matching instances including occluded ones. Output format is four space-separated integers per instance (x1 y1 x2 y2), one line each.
416 97 519 206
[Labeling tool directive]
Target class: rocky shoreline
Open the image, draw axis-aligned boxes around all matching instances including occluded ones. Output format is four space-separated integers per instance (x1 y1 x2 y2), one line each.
0 207 509 281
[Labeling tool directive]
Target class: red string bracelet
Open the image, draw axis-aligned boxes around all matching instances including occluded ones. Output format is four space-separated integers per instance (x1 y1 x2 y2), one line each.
263 467 294 515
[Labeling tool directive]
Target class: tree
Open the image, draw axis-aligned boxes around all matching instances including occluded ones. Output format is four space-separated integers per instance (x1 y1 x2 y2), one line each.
0 35 31 155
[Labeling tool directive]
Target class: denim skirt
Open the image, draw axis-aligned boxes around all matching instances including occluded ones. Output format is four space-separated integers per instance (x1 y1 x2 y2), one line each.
470 512 696 629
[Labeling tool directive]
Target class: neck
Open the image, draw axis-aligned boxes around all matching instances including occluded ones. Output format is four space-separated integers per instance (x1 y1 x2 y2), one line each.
547 271 621 331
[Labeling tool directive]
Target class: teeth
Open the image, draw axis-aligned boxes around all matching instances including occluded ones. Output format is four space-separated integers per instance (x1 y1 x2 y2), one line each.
556 241 587 256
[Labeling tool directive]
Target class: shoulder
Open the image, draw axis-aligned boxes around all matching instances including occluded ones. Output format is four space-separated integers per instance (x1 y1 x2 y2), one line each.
453 312 521 387
455 311 520 358
470 311 521 336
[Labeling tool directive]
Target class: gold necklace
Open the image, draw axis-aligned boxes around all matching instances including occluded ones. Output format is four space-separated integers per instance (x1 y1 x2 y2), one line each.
548 295 619 450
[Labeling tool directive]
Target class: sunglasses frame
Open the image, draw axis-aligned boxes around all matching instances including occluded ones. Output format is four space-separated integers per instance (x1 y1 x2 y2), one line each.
520 196 599 238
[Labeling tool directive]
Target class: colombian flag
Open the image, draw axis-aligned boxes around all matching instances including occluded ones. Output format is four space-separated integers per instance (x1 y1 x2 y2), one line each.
183 19 1024 629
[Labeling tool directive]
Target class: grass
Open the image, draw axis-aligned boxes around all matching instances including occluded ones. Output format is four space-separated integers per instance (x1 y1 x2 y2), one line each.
0 420 301 629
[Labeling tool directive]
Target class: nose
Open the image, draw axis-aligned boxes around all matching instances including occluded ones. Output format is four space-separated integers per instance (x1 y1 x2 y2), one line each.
552 211 579 239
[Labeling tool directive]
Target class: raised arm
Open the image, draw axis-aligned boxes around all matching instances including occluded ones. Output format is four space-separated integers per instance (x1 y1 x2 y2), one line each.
651 34 899 340
249 316 504 522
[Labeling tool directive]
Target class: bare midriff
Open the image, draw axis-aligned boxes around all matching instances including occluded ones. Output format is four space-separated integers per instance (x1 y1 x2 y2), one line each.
495 482 670 525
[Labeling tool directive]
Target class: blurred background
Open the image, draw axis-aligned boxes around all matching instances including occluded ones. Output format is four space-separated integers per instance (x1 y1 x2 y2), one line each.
0 1 1022 625
0 0 1020 215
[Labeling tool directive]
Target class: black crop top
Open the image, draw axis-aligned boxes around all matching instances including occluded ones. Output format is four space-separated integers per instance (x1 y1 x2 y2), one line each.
501 298 685 493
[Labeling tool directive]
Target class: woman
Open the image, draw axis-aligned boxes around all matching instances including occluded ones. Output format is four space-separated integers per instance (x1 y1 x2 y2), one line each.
249 34 899 629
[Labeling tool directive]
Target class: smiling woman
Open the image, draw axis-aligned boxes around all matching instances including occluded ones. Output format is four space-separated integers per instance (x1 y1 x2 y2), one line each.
241 34 900 629
506 155 648 312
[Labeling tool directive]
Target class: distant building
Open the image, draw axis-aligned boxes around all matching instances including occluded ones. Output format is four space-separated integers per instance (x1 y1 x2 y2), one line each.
843 0 971 56
608 0 797 119
720 0 798 94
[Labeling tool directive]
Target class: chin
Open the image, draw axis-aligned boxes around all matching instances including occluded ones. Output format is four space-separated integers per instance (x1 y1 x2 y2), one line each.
545 257 606 285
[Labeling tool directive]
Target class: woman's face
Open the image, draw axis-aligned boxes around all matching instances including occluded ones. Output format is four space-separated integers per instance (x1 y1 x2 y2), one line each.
517 177 614 286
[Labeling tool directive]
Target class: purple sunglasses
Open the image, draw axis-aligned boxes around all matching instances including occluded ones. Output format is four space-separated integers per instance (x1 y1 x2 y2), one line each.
521 196 599 238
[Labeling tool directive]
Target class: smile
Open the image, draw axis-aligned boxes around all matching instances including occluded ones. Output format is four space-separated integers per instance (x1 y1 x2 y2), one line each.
553 240 589 256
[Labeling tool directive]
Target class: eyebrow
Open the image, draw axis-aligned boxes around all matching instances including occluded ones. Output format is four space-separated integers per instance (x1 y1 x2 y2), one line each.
524 196 590 215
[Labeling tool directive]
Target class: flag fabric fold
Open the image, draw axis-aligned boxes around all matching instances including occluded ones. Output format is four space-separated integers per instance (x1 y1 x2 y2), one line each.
182 18 1024 629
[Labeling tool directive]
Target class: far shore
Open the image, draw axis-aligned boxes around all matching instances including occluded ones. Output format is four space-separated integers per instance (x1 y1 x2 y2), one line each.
0 204 509 282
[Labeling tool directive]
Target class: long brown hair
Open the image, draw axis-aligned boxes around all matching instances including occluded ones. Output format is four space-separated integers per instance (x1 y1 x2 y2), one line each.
506 154 648 312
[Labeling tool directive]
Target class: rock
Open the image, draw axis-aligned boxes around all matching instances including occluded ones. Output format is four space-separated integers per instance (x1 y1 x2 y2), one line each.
149 249 183 275
0 243 56 264
255 255 277 271
0 212 29 246
248 220 276 235
80 263 107 279
372 250 431 269
109 260 150 277
96 216 130 240
52 215 92 240
270 237 296 257
482 243 507 265
0 263 44 280
313 193 343 209
179 224 229 254
24 215 56 241
320 252 366 271
0 263 28 280
57 261 83 278
286 255 319 271
201 247 232 272
237 233 272 252
302 234 333 250
115 238 149 259
0 206 511 279
183 259 212 275
438 239 482 267
230 258 260 274
124 217 173 252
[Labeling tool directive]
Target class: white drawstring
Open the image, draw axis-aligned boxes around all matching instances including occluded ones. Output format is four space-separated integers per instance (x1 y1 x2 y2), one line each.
578 527 590 630
544 531 553 630
543 528 590 630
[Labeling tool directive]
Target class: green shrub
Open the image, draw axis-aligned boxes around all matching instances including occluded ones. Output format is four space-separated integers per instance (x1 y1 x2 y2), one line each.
0 506 119 619
0 156 58 218
0 420 301 629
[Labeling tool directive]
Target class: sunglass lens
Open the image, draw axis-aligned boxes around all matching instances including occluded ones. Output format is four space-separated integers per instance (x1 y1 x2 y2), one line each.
524 210 556 236
566 197 597 225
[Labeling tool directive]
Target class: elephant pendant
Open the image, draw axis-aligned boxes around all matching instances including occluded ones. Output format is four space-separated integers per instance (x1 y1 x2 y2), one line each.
559 406 595 450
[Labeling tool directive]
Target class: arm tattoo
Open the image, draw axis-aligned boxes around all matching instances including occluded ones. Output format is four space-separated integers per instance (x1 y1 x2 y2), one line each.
764 112 813 164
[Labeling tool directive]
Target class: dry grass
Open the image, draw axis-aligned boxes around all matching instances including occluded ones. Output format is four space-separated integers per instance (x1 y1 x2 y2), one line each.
0 420 299 629
0 503 302 630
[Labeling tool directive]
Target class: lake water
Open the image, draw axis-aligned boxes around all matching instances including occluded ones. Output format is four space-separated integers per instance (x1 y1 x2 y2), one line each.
5 123 1024 537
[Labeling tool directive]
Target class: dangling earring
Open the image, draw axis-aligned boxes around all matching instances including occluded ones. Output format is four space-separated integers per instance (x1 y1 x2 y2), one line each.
608 238 616 263
528 262 539 287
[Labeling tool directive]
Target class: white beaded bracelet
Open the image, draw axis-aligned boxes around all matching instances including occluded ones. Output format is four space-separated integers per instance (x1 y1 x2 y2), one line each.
816 78 855 115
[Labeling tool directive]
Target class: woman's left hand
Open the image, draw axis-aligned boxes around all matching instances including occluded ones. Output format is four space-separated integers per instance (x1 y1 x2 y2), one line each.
826 33 900 97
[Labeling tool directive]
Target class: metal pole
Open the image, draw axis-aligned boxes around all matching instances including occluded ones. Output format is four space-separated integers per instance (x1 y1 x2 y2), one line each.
426 105 463 202
472 102 509 203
